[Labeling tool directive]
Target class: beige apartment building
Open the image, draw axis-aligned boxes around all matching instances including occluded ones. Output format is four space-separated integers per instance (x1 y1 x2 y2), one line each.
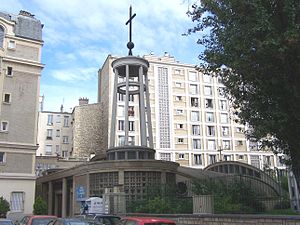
98 54 285 172
0 10 43 218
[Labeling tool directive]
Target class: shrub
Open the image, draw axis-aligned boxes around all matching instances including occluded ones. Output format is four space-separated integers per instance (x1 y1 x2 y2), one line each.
0 196 10 217
33 196 47 215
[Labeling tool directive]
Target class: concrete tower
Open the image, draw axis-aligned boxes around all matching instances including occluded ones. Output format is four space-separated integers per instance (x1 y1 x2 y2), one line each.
107 6 155 160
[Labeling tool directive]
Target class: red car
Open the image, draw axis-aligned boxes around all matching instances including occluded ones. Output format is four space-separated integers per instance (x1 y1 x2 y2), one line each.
19 215 57 225
118 217 176 225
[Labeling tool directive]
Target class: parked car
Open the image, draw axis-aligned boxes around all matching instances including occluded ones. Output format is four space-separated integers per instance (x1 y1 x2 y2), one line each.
19 215 57 225
0 219 14 225
117 217 176 225
47 218 90 225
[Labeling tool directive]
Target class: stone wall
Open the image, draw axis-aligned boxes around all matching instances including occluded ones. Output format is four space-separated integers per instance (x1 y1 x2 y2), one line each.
125 213 300 225
73 103 108 158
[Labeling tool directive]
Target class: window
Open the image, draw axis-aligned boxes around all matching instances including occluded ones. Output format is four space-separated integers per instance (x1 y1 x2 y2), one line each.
236 140 244 146
128 136 135 145
174 69 181 75
62 150 68 158
220 100 227 110
192 125 200 135
239 155 244 160
3 93 11 103
128 106 134 116
206 112 214 122
118 120 125 131
208 140 216 150
190 97 199 107
218 87 225 97
45 145 52 155
55 145 59 153
1 121 8 131
46 129 53 139
194 154 202 165
209 155 216 164
205 99 213 109
176 109 183 115
189 71 197 81
117 105 125 116
0 152 5 163
191 111 200 122
8 40 16 49
193 139 201 149
203 74 212 83
250 155 260 168
56 115 61 123
178 153 185 159
204 86 212 96
175 96 182 101
177 123 184 129
221 126 229 136
129 95 134 102
7 66 13 76
223 140 231 149
220 113 228 123
236 127 244 133
118 93 124 101
177 138 184 143
160 153 171 161
207 126 215 136
47 114 53 125
0 26 4 48
63 136 69 144
175 82 182 87
224 155 231 161
64 116 69 127
56 129 60 137
10 192 24 212
189 84 198 94
128 121 134 131
118 136 125 146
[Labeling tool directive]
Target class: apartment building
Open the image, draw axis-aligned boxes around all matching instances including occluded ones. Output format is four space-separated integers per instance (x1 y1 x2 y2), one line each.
98 54 284 171
0 10 43 217
36 110 73 158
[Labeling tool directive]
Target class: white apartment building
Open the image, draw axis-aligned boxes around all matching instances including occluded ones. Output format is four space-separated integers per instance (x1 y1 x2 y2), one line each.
99 54 285 171
37 111 73 158
0 10 43 218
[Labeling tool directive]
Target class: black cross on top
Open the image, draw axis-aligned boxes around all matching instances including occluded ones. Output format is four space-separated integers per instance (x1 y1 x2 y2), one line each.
125 5 136 55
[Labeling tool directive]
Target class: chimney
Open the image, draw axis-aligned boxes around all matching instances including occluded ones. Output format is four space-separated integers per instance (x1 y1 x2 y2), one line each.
79 97 89 106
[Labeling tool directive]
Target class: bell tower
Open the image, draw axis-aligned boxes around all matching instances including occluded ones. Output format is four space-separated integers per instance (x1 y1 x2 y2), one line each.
107 6 155 160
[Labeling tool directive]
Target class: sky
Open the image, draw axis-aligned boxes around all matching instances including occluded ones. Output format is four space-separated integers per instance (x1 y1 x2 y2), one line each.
1 0 203 112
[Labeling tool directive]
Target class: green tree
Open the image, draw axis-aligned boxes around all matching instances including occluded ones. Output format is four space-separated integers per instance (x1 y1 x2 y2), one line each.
0 196 10 217
33 196 47 215
186 1 300 171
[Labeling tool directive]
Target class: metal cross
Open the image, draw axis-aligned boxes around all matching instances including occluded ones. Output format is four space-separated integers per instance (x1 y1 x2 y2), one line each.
125 5 136 55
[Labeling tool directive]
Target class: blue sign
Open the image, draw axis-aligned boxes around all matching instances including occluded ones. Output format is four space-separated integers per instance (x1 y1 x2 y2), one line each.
76 186 86 201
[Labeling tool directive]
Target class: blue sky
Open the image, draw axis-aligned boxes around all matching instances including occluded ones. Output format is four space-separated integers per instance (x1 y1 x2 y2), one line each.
1 0 203 112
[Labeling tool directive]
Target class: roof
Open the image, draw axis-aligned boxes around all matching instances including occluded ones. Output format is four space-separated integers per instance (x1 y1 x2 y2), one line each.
122 217 175 223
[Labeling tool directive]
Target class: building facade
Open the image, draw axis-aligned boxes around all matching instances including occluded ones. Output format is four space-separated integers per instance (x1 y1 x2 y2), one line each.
98 54 284 171
0 10 43 217
37 111 73 158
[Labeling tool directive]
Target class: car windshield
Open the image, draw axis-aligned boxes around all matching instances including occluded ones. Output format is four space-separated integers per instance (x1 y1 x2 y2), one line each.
32 218 55 225
66 221 89 225
0 221 13 225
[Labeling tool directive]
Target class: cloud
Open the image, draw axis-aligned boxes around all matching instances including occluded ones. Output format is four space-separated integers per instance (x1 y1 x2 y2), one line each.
49 67 98 82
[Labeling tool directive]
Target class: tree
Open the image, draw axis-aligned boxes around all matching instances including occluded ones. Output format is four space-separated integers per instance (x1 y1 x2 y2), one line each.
186 1 300 171
33 196 47 215
0 196 10 217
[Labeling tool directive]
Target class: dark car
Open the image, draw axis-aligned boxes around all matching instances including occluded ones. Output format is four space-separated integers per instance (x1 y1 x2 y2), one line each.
117 217 176 225
93 215 120 225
